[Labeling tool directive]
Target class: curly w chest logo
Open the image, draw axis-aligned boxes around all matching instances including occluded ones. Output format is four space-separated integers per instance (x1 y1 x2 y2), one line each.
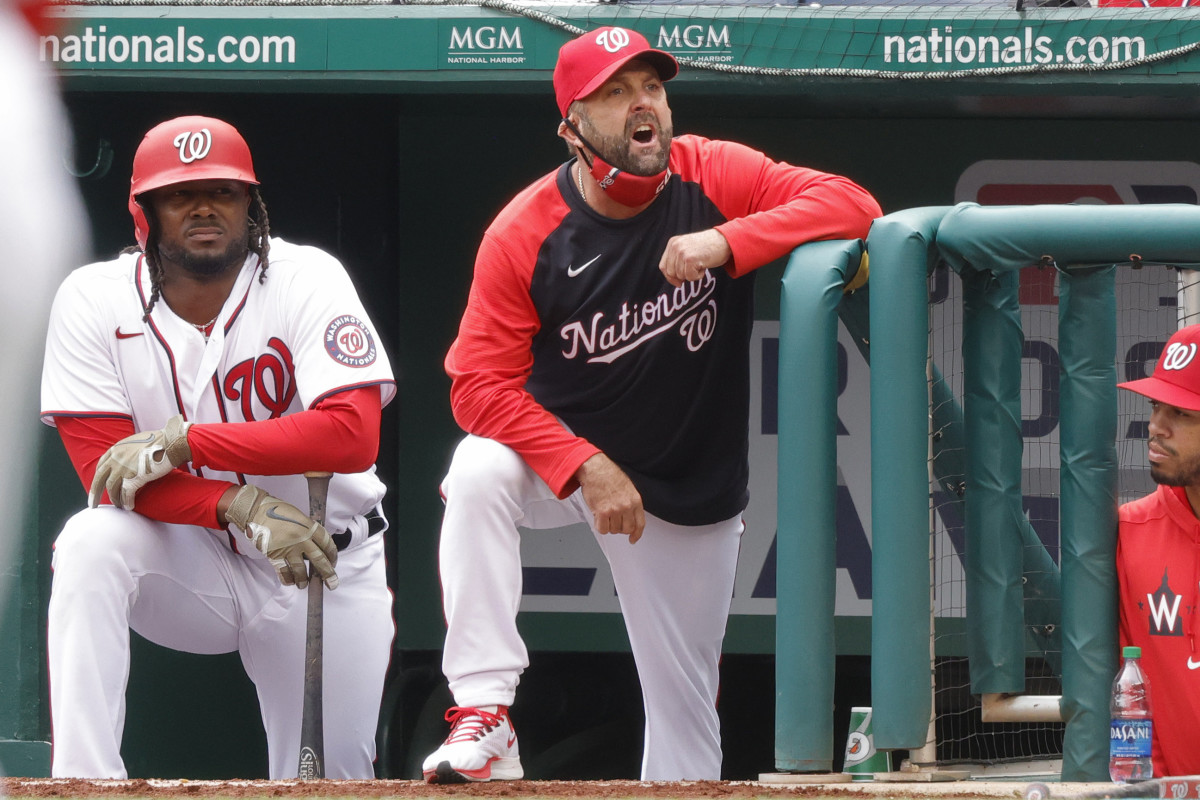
223 337 298 421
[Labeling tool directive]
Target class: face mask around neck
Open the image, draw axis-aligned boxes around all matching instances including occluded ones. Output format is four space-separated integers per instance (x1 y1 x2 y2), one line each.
564 117 669 208
585 152 670 207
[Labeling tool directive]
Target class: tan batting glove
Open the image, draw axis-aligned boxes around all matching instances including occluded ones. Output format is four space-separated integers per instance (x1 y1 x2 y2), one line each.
89 414 192 511
225 484 339 590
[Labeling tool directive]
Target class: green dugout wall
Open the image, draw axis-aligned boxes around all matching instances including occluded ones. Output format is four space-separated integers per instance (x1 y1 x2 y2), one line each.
8 0 1200 780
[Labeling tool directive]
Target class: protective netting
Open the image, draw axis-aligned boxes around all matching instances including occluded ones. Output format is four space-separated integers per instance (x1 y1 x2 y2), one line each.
44 0 1200 80
927 262 1177 772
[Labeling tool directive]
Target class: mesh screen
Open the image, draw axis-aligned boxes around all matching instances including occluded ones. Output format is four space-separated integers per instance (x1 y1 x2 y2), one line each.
926 262 1177 770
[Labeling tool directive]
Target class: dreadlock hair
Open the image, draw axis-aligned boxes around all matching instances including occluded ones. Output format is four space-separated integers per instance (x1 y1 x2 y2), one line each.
134 185 272 321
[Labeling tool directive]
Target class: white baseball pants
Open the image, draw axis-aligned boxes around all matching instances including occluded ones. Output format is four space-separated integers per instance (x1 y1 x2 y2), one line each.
47 505 393 779
438 435 742 781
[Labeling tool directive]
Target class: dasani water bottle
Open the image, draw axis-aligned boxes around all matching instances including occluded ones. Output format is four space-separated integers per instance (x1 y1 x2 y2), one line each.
1109 645 1153 783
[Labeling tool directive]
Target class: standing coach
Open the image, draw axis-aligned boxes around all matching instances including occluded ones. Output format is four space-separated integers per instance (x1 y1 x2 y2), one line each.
421 26 881 783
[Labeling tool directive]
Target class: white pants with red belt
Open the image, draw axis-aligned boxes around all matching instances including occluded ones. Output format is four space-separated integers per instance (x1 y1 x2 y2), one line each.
438 434 743 781
47 505 393 779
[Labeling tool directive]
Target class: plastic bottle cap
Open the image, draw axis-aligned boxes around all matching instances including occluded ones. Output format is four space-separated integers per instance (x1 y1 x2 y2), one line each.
1122 646 1142 658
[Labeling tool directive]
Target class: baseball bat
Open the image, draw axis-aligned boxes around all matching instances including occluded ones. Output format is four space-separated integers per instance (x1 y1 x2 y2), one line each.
297 470 332 781
1025 777 1200 800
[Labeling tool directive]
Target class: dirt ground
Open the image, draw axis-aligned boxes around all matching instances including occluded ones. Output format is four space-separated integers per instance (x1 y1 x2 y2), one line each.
0 778 1038 799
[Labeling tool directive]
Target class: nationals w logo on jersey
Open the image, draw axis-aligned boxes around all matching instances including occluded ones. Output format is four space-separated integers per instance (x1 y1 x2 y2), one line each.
172 129 212 164
325 315 377 367
1161 341 1198 371
224 337 297 421
1146 569 1184 636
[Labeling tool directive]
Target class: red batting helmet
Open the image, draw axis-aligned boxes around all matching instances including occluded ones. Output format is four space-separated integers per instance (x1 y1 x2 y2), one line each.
128 115 259 249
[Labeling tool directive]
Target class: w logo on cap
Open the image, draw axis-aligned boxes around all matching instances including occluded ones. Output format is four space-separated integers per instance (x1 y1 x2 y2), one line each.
1162 341 1198 371
172 129 212 164
595 28 631 54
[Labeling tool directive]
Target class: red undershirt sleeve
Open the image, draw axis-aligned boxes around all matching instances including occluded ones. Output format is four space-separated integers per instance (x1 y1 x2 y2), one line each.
53 387 381 529
187 386 382 476
56 416 234 528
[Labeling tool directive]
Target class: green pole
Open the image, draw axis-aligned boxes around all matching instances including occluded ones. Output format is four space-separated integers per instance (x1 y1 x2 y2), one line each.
775 238 864 772
959 265 1028 693
929 365 1063 672
863 207 949 750
1057 266 1118 782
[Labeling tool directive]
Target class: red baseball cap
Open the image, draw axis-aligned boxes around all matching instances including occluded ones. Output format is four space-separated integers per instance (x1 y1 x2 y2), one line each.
553 26 679 118
1119 325 1200 411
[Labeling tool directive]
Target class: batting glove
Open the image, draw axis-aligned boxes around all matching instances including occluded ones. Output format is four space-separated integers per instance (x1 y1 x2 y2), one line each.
225 484 339 590
89 414 193 511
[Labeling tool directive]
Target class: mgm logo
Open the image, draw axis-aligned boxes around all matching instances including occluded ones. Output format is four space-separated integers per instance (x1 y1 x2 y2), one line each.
446 25 525 65
655 24 733 62
448 26 523 52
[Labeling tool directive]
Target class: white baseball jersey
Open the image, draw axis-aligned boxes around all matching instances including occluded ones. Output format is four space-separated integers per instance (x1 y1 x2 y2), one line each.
41 236 396 552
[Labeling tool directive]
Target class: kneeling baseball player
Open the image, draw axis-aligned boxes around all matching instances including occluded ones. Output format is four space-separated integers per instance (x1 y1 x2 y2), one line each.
40 115 396 779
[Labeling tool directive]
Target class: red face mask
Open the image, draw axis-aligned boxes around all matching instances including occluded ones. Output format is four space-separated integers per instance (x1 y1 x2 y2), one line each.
565 118 670 208
586 152 670 207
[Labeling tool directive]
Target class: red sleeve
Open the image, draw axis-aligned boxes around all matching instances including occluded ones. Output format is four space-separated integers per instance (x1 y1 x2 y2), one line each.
445 181 601 499
55 416 234 528
675 137 882 277
188 386 381 476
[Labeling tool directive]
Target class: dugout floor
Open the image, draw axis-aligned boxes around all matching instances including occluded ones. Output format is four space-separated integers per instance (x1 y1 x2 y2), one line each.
0 777 1131 798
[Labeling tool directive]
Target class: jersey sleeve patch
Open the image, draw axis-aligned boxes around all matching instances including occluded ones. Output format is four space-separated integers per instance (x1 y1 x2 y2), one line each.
324 315 378 368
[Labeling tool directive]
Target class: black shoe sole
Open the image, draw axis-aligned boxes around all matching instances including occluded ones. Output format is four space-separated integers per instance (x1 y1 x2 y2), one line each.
428 762 470 784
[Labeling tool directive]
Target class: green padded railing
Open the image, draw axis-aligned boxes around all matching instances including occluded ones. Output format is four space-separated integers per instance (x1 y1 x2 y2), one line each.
775 238 866 772
776 202 1200 781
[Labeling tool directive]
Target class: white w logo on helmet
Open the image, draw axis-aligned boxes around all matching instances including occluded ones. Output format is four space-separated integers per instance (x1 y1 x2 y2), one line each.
1161 341 1198 371
172 129 212 164
596 28 631 54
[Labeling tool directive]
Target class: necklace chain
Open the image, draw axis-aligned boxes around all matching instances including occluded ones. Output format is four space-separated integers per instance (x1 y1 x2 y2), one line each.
576 162 586 204
190 314 219 339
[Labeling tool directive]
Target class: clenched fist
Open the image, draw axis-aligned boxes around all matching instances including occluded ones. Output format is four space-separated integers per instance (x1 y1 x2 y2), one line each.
89 414 192 511
225 484 339 590
658 228 731 287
